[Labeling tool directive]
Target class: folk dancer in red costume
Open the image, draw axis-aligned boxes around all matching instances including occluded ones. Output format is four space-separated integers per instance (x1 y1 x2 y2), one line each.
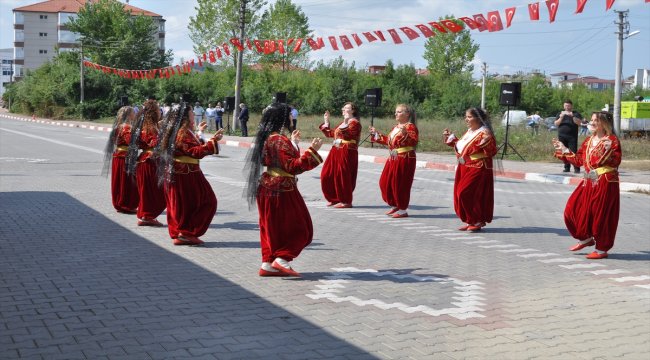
156 102 224 246
125 98 166 227
244 103 323 277
103 106 139 214
442 108 498 232
552 111 621 259
319 102 361 208
369 104 419 218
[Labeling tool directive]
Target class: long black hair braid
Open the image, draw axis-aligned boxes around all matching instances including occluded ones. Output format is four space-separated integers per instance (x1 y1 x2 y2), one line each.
154 102 189 186
102 106 134 177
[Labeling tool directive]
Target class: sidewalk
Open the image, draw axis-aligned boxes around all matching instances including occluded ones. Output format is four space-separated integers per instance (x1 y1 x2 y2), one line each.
2 111 648 192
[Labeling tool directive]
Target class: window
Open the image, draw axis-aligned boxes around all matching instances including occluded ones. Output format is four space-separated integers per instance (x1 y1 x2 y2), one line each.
3 70 13 76
39 32 48 37
40 15 48 19
39 49 48 54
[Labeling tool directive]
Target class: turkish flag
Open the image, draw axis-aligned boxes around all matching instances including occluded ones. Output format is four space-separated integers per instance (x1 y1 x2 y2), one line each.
209 51 216 63
440 19 463 33
487 11 504 32
287 38 294 46
306 38 319 50
428 21 448 33
317 37 325 49
351 33 363 46
387 29 403 44
328 36 339 50
362 32 377 42
223 44 231 56
546 0 559 23
473 14 489 32
576 0 588 13
246 38 253 50
230 38 244 51
292 38 303 53
202 53 207 62
278 40 286 54
339 35 354 49
374 30 386 41
253 40 263 52
606 0 615 10
458 17 478 30
216 47 223 58
529 2 540 20
399 26 420 40
197 57 203 67
415 24 435 37
505 7 516 27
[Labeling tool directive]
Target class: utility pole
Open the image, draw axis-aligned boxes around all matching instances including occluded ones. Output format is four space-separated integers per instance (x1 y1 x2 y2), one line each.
613 10 629 135
481 62 487 109
80 40 84 120
233 0 247 131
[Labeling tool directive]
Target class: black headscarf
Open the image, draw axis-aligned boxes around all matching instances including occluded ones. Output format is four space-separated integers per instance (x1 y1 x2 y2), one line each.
154 102 190 186
243 103 291 208
102 106 134 177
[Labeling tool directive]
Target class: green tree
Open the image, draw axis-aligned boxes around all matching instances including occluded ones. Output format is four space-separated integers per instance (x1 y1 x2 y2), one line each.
188 0 266 67
423 17 479 78
257 0 312 70
67 0 172 69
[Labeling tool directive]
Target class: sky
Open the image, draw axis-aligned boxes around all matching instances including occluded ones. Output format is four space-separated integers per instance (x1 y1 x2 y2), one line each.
1 0 649 80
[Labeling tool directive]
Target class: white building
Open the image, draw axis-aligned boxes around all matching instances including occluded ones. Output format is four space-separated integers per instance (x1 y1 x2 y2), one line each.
12 0 165 80
1 48 14 97
633 69 649 90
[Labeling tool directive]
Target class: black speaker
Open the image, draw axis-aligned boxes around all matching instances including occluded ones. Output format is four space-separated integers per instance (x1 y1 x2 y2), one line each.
119 96 129 107
499 82 521 106
274 92 287 104
224 96 235 111
365 88 382 107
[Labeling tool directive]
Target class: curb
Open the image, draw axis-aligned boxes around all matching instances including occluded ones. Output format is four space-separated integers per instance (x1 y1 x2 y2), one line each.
3 113 649 193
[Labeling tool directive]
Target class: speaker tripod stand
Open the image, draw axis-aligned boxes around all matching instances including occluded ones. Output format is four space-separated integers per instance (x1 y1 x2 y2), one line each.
497 105 525 161
359 105 376 147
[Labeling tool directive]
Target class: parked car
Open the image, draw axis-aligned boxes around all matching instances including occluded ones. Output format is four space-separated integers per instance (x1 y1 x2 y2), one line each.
541 116 558 131
501 110 527 126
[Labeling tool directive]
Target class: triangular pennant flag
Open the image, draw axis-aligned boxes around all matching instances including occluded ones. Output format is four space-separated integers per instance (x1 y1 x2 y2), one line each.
373 30 386 41
546 0 559 22
440 19 463 33
222 44 231 56
246 38 253 50
529 2 540 20
328 36 339 50
317 37 325 49
254 40 263 52
473 14 489 32
428 21 448 33
287 38 294 46
216 47 223 58
458 17 478 30
198 57 203 67
606 0 615 10
339 35 354 49
399 26 420 40
487 11 504 32
278 40 286 54
351 33 363 46
362 32 378 42
292 38 303 53
576 0 588 13
386 29 403 44
209 50 216 63
415 24 435 37
203 53 207 62
306 38 319 50
159 68 165 78
505 7 516 27
230 38 244 51
189 59 195 67
263 40 272 54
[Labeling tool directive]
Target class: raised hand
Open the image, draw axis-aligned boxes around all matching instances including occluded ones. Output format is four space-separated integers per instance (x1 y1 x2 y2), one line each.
311 138 323 151
212 128 225 141
291 129 301 143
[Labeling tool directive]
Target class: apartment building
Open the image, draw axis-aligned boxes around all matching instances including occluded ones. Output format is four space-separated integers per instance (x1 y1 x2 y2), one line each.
12 0 165 80
1 48 14 97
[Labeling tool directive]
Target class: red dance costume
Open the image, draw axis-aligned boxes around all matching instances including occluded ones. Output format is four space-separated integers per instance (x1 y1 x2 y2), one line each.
373 123 419 210
257 134 323 263
446 127 497 225
136 128 166 220
165 128 219 239
319 119 361 205
111 124 139 213
555 135 621 252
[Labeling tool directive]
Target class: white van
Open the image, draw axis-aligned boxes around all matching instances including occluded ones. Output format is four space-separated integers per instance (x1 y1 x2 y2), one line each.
501 110 528 126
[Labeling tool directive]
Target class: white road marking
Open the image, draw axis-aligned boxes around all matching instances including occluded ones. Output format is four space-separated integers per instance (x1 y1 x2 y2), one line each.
0 127 103 154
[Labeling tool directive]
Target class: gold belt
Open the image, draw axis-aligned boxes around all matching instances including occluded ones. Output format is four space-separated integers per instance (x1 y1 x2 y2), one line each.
594 166 616 175
174 156 200 165
143 148 154 154
393 146 414 154
340 139 357 144
116 145 129 151
469 153 487 160
266 167 294 178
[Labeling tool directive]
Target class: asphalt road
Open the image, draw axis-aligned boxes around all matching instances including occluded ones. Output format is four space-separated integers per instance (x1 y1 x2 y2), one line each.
1 119 649 359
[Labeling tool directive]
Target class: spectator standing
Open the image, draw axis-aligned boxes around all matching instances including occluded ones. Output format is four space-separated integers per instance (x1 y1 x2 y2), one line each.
527 111 542 135
193 102 205 130
238 103 249 137
290 105 299 131
554 100 583 173
215 102 225 130
205 103 217 132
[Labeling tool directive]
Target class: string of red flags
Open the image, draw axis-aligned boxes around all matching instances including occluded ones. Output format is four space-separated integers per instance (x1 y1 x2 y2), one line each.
84 0 639 80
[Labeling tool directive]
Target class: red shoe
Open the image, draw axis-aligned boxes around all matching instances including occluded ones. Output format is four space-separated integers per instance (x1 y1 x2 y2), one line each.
392 212 409 218
467 225 482 232
178 235 205 246
138 218 164 227
259 268 287 277
458 224 470 231
334 203 352 209
586 251 608 259
271 260 301 277
569 240 595 252
385 208 398 215
173 238 192 246
326 202 337 207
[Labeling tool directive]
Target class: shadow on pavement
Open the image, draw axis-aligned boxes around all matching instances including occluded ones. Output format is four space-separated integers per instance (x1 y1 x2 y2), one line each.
0 192 377 360
484 226 570 236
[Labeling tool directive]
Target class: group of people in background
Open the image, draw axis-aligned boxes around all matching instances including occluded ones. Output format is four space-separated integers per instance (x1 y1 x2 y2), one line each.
106 96 622 278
